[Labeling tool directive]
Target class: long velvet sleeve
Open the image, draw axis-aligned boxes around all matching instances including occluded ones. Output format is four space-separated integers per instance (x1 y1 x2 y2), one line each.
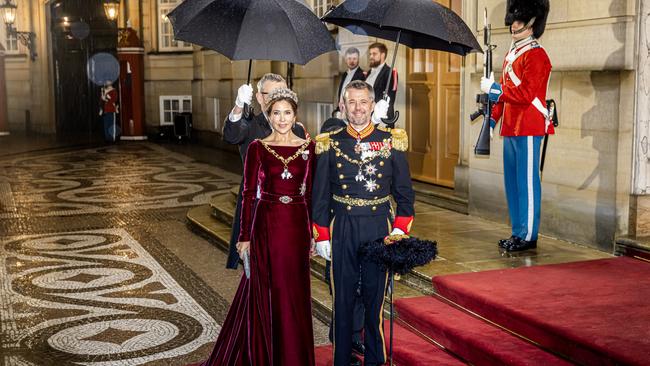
238 140 261 242
304 142 316 238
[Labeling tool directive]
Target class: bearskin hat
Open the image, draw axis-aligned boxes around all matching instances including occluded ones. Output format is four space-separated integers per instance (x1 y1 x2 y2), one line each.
504 0 550 39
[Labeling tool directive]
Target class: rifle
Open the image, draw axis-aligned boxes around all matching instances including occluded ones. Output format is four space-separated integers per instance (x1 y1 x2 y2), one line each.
470 8 496 156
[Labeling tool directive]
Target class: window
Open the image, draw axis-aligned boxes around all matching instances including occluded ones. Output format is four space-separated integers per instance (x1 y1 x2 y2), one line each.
316 102 335 124
312 0 334 18
159 96 192 125
0 21 19 54
158 0 192 51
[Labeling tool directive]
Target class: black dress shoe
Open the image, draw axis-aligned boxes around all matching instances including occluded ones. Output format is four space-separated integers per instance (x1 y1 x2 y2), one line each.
350 354 362 366
498 236 518 248
351 340 365 355
504 238 537 252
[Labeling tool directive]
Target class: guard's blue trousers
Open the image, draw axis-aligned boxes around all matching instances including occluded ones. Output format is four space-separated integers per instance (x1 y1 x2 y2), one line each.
503 136 543 242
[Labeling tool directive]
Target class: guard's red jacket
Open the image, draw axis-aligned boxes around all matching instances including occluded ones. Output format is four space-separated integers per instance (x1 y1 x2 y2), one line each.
102 88 118 114
491 38 553 137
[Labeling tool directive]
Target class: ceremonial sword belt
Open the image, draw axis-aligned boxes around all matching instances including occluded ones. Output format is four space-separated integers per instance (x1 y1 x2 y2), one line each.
332 195 391 207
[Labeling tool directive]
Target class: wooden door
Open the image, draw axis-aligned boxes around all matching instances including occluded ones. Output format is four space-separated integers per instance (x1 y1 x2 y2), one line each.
405 0 462 188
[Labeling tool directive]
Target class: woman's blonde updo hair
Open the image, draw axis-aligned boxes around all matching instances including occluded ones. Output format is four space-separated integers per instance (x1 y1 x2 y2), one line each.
265 88 299 115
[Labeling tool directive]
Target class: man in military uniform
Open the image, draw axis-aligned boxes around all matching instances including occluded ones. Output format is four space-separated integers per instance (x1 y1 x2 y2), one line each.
480 0 552 252
222 73 306 269
312 80 415 366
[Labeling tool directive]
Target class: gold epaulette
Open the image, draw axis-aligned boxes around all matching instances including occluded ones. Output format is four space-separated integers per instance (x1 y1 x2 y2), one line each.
390 128 408 151
315 133 331 154
315 127 344 154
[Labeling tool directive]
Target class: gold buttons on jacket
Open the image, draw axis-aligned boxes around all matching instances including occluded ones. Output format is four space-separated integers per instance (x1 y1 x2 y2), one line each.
337 163 342 168
346 205 352 211
339 174 344 179
377 173 383 178
379 161 385 166
342 184 348 189
372 206 377 211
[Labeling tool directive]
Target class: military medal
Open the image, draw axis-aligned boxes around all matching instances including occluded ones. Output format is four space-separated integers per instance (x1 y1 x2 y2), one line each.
364 163 377 176
364 178 378 192
302 150 310 160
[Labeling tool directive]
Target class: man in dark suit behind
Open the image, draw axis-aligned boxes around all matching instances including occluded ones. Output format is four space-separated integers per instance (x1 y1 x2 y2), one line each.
222 73 306 269
335 47 366 117
365 42 398 120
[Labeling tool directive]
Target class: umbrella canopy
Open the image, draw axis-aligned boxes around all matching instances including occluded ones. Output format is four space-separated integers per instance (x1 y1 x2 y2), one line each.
323 0 481 56
168 0 337 65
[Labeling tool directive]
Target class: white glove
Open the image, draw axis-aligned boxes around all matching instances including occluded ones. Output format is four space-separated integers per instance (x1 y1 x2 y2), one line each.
371 98 390 124
315 240 331 261
480 72 495 94
490 126 494 139
235 84 253 108
390 228 405 235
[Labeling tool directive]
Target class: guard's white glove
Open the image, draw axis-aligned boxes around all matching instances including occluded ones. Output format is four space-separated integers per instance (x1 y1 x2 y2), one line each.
490 127 494 139
315 240 331 261
235 84 253 108
371 98 390 124
480 72 495 94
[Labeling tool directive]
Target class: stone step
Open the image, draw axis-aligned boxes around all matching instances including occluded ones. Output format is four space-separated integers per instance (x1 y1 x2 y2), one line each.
615 236 650 261
412 181 468 215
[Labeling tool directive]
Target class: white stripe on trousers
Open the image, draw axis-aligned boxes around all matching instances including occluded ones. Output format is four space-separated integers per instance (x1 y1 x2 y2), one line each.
526 136 534 241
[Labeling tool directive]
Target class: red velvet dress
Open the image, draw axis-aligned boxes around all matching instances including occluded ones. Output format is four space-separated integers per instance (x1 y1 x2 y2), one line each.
200 139 316 366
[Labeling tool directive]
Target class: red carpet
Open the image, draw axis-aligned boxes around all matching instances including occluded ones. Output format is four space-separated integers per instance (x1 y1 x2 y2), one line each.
395 296 572 365
315 321 465 366
433 257 650 366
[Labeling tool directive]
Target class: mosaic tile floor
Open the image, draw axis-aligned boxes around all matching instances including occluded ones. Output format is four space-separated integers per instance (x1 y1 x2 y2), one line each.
0 143 247 365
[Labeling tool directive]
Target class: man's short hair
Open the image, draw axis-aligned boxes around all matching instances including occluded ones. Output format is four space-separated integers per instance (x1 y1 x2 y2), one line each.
368 42 388 55
344 47 360 57
257 73 286 92
343 80 374 103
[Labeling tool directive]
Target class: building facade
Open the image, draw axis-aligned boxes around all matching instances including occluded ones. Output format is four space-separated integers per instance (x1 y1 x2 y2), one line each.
2 0 649 252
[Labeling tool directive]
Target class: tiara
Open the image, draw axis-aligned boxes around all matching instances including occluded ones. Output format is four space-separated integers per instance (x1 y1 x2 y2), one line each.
267 88 298 105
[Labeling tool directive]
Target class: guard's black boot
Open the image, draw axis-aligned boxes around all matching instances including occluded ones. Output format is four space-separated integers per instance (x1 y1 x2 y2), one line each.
498 236 518 248
505 238 537 252
351 340 365 355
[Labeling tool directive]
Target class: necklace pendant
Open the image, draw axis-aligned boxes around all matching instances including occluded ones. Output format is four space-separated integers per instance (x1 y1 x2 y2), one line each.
355 169 365 182
281 167 293 180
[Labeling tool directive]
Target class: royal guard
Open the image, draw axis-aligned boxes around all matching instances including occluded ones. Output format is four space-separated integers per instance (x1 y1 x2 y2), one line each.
312 80 415 366
100 81 120 142
480 0 552 251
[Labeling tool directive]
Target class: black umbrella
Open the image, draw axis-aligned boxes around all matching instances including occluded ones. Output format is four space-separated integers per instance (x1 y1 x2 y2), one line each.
168 0 337 114
323 0 481 124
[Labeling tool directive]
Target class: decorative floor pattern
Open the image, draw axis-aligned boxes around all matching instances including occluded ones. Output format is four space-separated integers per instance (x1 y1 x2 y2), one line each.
1 228 219 366
0 144 239 218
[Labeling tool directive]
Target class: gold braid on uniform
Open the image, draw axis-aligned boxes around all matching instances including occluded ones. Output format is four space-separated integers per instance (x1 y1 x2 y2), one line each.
389 128 409 152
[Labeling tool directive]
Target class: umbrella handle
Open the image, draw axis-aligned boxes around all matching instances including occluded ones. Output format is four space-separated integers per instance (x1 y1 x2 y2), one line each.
381 110 399 128
244 60 253 119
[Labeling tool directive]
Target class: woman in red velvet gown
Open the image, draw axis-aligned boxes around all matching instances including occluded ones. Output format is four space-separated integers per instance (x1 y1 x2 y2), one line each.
199 88 315 366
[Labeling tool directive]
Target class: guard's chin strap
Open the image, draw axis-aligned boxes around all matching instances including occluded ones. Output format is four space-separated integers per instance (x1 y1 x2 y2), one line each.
510 16 536 35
